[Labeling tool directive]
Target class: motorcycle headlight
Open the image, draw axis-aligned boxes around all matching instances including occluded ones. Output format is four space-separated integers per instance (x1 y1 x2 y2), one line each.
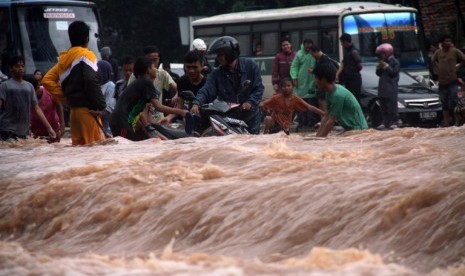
398 102 405 108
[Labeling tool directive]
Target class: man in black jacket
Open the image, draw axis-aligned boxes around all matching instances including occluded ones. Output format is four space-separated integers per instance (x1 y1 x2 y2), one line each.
335 33 363 103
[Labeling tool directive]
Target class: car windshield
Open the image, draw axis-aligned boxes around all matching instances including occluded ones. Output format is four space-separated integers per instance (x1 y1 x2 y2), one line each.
361 66 423 89
343 12 426 69
16 5 100 73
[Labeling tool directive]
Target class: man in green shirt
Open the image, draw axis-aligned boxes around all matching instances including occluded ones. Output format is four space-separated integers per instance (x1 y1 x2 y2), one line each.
315 63 367 137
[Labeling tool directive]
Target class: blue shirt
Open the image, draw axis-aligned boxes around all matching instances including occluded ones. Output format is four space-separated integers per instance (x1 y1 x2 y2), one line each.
194 57 264 108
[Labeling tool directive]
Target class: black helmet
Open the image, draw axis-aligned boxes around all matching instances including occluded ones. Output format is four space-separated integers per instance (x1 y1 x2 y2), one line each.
207 36 240 64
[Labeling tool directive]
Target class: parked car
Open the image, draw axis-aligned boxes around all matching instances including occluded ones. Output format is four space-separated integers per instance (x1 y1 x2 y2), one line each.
359 65 442 128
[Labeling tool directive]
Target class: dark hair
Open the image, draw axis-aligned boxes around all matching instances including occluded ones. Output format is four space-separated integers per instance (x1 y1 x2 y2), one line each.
134 56 153 78
440 34 453 43
313 63 337 83
280 77 293 87
143 45 162 65
33 69 41 75
303 38 314 45
25 76 39 89
8 56 24 67
339 33 351 43
68 21 90 47
143 45 160 55
120 55 134 66
184 50 204 64
310 45 321 53
280 37 291 44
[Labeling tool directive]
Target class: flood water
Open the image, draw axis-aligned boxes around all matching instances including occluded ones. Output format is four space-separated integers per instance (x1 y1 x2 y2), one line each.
1 127 465 275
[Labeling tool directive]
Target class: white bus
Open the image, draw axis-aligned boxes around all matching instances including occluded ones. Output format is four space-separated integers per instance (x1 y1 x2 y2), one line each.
191 2 428 98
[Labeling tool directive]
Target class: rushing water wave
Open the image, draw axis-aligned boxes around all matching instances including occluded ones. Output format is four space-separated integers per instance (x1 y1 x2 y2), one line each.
1 127 465 275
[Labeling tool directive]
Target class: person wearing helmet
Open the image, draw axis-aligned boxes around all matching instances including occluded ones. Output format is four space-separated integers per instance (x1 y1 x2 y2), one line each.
375 43 400 130
192 38 212 76
192 38 207 52
190 36 264 134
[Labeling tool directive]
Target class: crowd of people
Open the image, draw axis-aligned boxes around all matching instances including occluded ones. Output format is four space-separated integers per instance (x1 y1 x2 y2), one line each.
1 20 464 145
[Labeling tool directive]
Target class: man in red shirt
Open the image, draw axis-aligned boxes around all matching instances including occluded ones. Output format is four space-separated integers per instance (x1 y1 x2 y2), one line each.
271 38 296 92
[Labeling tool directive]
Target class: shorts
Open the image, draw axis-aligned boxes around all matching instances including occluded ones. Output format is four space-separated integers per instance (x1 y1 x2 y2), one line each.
438 82 458 111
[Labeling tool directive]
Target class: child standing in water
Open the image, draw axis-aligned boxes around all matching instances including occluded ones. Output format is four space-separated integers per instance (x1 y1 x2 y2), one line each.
259 77 325 134
375 43 400 130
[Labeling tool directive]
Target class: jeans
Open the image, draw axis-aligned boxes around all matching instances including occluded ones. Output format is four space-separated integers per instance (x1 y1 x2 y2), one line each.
438 82 458 112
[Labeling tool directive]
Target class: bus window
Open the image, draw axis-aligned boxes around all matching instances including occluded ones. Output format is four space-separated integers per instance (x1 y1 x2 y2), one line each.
18 7 59 72
16 5 102 73
261 32 279 56
342 12 426 68
320 17 338 27
285 31 300 50
320 29 337 58
252 34 261 56
236 34 251 56
282 19 318 30
225 24 250 34
197 36 217 50
253 22 279 32
302 30 318 45
196 26 223 37
253 41 263 56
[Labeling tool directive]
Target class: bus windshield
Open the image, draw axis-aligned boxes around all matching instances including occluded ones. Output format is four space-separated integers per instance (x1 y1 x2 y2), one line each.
16 5 100 73
343 12 426 69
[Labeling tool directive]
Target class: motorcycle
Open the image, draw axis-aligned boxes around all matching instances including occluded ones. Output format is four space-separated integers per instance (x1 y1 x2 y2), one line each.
180 80 252 137
144 92 200 140
145 119 196 140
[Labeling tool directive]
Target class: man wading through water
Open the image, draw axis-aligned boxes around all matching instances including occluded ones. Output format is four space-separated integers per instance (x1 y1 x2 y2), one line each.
43 21 106 145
